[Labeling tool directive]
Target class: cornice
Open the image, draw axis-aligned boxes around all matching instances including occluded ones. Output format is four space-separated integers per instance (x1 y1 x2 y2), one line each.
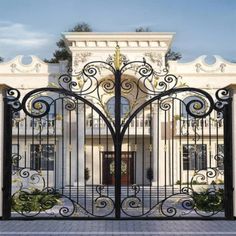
63 32 175 54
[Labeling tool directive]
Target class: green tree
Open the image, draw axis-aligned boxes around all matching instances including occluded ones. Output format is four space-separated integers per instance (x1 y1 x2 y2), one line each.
165 49 182 61
0 57 3 62
44 23 92 64
135 26 152 32
135 27 182 63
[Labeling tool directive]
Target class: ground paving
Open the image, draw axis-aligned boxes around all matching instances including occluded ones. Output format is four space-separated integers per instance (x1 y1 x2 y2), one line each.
1 220 236 236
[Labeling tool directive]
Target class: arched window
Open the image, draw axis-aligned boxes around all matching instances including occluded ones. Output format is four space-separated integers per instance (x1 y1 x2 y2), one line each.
107 96 130 119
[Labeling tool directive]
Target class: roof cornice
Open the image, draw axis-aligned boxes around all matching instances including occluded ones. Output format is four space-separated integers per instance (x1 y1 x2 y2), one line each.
62 32 175 55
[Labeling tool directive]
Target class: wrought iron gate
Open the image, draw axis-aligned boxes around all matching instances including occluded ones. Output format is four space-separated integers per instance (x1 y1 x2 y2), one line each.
2 46 233 219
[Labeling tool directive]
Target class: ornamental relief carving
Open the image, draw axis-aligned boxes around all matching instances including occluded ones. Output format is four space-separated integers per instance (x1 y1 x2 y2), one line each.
144 52 164 72
195 63 226 73
10 63 41 73
73 52 92 66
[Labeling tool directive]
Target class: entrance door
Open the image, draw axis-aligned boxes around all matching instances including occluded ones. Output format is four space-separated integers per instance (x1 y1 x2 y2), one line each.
103 152 134 185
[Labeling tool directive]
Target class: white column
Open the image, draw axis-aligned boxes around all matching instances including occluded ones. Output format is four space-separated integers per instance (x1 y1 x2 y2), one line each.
152 102 158 186
152 102 166 186
71 105 85 186
0 85 10 218
78 107 85 185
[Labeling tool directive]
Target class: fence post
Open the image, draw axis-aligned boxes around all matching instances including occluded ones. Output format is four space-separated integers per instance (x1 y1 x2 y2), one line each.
225 84 236 219
0 85 10 219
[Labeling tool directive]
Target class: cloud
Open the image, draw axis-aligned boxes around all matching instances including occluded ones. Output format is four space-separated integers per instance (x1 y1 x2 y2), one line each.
0 21 56 59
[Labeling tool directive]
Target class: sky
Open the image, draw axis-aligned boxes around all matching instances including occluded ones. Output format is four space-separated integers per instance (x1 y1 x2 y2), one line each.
0 0 235 62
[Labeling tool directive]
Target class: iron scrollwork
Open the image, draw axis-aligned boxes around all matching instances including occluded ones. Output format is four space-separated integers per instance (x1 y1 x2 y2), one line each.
121 166 224 218
12 166 115 217
5 45 231 219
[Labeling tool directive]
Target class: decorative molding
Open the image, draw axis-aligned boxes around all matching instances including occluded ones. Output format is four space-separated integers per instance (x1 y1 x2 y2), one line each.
169 55 236 75
144 52 163 67
195 62 226 73
63 33 174 54
71 40 168 49
10 62 41 73
0 55 66 75
73 52 92 66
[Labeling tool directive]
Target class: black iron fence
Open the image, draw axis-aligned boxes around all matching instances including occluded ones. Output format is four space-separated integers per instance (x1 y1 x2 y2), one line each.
2 47 233 219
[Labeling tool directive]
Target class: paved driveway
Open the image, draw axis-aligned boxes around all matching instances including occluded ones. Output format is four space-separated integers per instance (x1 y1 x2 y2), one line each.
1 220 236 236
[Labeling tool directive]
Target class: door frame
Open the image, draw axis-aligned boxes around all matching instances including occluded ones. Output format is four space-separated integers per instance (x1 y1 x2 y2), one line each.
102 151 135 186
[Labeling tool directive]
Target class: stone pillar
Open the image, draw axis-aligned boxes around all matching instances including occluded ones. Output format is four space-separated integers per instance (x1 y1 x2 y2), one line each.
0 85 10 218
226 84 236 217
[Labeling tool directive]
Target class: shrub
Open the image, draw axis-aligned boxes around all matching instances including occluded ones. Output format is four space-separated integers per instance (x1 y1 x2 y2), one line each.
12 189 61 212
193 188 224 212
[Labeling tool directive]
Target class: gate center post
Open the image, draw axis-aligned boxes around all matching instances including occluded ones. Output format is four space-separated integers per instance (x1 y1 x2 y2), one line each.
114 68 122 218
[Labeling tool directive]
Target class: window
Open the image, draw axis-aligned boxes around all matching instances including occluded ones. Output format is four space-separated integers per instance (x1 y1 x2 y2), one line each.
217 144 224 170
30 144 54 171
181 96 206 119
106 96 130 119
183 144 207 170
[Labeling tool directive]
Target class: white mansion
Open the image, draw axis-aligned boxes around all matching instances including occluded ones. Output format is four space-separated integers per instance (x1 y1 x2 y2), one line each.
0 33 236 219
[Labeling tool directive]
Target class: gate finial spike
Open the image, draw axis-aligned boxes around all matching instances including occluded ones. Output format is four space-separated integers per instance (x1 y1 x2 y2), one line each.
114 44 121 70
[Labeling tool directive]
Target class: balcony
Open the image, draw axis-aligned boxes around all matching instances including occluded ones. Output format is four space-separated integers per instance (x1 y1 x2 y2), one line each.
12 118 61 136
174 118 224 137
85 118 151 136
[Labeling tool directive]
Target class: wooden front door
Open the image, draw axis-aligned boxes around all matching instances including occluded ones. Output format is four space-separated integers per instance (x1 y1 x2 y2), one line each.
102 152 134 185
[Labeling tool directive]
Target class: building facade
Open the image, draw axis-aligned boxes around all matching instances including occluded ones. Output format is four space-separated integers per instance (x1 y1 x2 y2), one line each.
0 32 236 218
